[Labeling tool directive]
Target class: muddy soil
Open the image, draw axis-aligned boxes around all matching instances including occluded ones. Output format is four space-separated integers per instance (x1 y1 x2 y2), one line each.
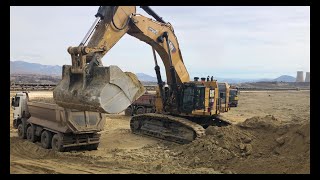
10 90 310 174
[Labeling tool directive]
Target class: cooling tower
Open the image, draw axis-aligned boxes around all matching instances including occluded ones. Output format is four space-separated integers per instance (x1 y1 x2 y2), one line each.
305 72 310 82
296 71 304 82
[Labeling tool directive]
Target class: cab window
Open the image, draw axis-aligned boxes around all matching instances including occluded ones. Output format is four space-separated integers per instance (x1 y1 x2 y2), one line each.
181 86 194 113
13 97 20 107
194 86 205 110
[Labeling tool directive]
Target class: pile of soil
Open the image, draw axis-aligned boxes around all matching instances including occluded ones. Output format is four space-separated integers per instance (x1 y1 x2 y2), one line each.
174 115 310 174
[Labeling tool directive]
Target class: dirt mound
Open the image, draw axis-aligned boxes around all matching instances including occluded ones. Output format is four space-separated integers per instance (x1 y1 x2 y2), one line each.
10 137 60 159
174 115 310 174
238 115 281 130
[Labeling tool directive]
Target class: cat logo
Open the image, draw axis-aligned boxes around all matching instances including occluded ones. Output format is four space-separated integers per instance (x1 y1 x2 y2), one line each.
148 27 158 35
168 40 176 53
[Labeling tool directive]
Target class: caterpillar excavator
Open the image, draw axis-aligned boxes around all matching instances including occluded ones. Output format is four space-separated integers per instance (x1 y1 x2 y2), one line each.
54 6 231 144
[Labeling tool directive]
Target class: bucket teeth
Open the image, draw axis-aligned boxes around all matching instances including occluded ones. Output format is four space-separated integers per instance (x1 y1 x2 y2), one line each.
53 65 146 113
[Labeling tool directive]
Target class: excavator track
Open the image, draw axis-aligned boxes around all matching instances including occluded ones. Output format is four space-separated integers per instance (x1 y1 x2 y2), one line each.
130 113 205 144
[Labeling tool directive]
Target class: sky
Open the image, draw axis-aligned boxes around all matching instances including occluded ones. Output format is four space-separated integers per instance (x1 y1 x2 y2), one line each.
10 6 310 79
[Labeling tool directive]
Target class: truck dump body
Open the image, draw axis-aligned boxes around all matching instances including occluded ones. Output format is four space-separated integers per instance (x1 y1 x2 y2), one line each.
132 92 156 106
27 101 105 134
125 91 156 115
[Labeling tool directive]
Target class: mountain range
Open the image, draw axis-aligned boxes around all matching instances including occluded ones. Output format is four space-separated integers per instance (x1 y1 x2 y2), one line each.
10 60 62 75
10 60 296 83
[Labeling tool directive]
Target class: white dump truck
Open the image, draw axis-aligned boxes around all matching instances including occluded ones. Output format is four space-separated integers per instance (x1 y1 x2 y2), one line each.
11 92 106 152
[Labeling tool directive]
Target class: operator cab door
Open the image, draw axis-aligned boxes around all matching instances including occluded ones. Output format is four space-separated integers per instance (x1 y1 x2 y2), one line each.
180 84 195 113
180 83 205 113
194 85 205 110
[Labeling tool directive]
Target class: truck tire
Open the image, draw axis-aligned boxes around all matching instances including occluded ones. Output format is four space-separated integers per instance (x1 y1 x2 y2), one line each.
125 106 133 116
41 130 52 149
87 143 99 151
17 124 26 139
51 134 65 152
136 107 145 115
26 126 37 143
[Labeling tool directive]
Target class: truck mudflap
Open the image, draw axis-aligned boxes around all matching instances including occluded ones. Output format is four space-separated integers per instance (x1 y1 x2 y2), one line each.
53 65 146 114
61 133 101 148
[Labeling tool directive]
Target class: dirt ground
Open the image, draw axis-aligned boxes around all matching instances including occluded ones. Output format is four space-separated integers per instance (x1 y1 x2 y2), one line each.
10 90 310 174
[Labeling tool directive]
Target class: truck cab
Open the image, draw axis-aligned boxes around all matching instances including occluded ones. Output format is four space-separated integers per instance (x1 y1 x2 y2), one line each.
217 82 230 112
11 92 29 128
229 88 239 107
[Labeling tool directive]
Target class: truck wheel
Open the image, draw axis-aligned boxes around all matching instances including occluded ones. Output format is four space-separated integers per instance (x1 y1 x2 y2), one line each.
51 134 65 152
136 107 145 115
26 126 37 143
125 106 133 116
41 130 52 149
17 124 26 139
13 119 18 129
87 143 99 151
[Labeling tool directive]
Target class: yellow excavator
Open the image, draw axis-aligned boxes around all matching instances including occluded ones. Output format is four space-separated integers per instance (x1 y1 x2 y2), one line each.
54 6 231 144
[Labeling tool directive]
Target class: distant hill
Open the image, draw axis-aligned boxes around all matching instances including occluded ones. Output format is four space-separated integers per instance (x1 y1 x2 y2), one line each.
273 75 296 82
136 73 157 82
10 60 62 75
10 60 158 82
10 60 296 83
220 75 295 84
217 78 259 84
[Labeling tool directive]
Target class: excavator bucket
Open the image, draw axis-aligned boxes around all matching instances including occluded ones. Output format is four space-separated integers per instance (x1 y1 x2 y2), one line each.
53 65 146 114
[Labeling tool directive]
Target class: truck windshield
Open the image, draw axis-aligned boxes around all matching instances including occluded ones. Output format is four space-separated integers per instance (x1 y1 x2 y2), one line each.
88 114 98 125
230 90 237 96
73 114 86 126
13 97 20 107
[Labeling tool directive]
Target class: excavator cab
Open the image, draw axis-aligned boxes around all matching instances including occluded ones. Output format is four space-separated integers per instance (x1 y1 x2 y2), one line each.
179 80 219 116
